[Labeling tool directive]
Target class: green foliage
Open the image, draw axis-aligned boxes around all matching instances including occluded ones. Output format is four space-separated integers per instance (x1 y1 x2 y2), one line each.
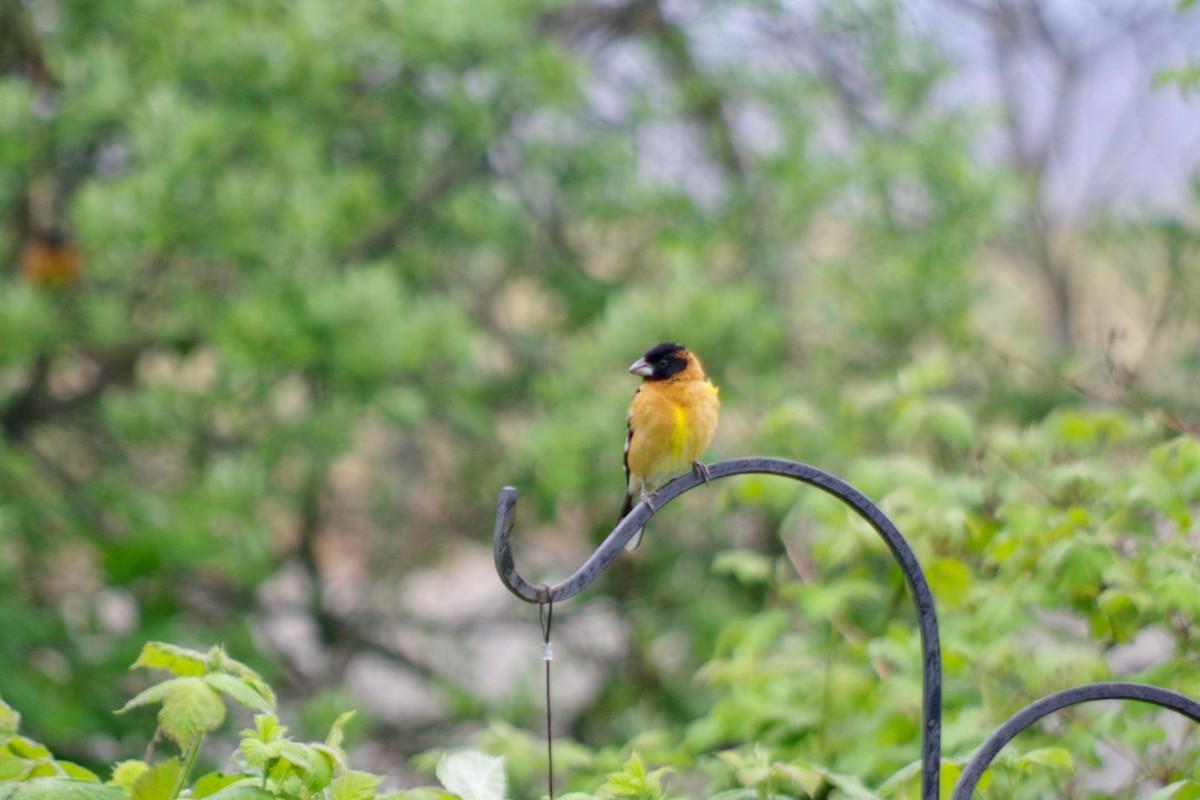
3 0 1200 797
0 650 507 799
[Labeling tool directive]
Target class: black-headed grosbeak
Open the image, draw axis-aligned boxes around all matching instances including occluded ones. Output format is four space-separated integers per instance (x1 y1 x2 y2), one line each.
621 342 720 551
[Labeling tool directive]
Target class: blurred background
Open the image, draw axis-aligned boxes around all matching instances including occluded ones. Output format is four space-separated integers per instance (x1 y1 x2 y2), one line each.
2 0 1200 796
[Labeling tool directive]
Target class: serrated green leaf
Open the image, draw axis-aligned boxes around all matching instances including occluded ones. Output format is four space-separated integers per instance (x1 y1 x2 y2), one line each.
325 711 357 750
311 743 347 774
242 714 285 744
436 751 507 800
301 746 337 792
238 735 280 770
131 643 206 677
330 770 383 800
203 649 276 708
277 740 316 771
131 758 180 800
118 677 203 715
204 672 274 713
159 679 226 746
109 760 149 790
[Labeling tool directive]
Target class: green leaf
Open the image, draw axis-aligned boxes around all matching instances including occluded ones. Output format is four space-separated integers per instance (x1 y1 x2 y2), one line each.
597 755 670 800
237 716 288 771
270 740 335 792
325 711 357 751
120 675 227 745
203 649 276 708
59 762 101 782
712 550 775 586
131 758 181 800
926 558 971 608
1014 746 1074 775
191 772 245 798
0 698 19 741
330 770 383 800
0 778 126 800
705 791 759 800
938 761 962 800
131 643 207 677
436 751 507 800
7 737 51 760
0 753 30 781
159 679 226 746
119 677 205 714
822 772 882 800
396 790 459 800
201 784 276 800
109 761 149 791
1147 781 1188 800
242 714 286 744
203 672 275 714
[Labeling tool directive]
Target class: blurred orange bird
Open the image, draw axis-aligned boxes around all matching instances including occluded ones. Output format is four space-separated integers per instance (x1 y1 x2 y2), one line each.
621 342 719 551
21 228 80 287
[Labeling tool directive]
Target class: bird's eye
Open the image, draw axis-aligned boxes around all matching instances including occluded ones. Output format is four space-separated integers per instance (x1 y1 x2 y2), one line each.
657 358 670 368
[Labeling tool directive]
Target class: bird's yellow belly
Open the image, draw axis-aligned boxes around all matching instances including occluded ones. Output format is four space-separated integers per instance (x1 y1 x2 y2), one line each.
627 384 718 490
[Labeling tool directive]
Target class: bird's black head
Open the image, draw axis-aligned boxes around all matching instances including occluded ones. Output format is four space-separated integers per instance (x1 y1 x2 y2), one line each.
629 342 689 380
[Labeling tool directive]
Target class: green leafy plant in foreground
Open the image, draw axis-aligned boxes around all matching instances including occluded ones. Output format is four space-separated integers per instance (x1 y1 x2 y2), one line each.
0 642 505 800
6 591 1200 800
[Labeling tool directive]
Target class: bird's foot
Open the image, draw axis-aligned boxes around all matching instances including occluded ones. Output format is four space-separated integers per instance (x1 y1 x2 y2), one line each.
692 461 711 484
640 488 660 512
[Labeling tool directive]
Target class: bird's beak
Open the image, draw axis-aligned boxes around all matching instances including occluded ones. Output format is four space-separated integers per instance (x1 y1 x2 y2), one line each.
628 357 654 377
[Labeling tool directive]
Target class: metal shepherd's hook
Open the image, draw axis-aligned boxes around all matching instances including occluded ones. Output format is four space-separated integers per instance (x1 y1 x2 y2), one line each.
493 457 944 800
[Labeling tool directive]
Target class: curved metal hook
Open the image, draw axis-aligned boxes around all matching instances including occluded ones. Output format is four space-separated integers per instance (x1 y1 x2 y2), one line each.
950 681 1200 799
493 456 943 800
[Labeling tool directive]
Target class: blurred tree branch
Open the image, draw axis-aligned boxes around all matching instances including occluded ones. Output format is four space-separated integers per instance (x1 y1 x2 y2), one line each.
540 0 750 183
1 346 141 443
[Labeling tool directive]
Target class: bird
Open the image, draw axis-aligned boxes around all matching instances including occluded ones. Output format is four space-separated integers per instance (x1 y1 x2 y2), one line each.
21 228 80 288
621 342 719 551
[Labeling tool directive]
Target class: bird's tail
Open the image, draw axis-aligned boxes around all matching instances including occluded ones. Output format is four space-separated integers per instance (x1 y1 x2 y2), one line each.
620 494 643 551
625 527 643 552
